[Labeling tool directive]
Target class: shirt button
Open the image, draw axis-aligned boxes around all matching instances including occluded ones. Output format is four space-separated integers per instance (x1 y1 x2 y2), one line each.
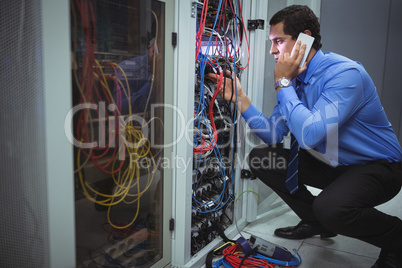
278 101 281 104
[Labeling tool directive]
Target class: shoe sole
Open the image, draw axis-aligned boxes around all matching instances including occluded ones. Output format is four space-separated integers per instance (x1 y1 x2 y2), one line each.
274 232 337 240
320 232 337 238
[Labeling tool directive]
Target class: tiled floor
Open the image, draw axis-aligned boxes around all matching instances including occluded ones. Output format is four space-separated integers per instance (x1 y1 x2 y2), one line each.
240 186 402 268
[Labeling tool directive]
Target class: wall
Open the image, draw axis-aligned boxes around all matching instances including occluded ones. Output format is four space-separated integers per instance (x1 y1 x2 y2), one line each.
320 0 402 145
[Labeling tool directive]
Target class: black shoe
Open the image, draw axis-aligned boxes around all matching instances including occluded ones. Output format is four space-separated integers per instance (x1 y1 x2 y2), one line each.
274 220 337 240
371 249 402 268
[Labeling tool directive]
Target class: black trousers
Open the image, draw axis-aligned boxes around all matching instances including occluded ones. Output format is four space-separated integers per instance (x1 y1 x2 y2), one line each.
248 143 402 250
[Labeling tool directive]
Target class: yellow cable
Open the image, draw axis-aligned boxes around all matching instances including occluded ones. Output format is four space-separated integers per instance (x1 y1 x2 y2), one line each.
235 190 260 206
75 23 161 230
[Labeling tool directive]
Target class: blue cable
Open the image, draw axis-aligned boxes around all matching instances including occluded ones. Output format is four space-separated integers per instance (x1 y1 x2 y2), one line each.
254 251 302 267
193 0 232 213
212 251 302 267
192 0 248 214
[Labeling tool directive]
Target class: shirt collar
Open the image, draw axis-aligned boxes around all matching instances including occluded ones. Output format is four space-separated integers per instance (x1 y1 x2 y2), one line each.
298 49 324 84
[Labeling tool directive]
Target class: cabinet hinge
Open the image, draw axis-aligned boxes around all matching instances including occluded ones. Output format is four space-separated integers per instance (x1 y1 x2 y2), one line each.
169 218 175 231
248 19 265 31
172 32 177 47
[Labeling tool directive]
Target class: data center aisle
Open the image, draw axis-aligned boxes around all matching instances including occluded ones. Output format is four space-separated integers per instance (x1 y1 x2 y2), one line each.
239 188 402 268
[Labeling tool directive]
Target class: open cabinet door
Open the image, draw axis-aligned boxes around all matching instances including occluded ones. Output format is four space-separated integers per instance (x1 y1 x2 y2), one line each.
243 0 322 223
70 0 174 267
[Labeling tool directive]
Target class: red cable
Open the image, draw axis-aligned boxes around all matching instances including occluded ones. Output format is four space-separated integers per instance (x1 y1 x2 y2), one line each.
195 0 209 62
215 0 227 57
104 62 122 111
224 1 241 54
224 0 250 70
221 244 274 268
74 0 126 175
235 0 250 69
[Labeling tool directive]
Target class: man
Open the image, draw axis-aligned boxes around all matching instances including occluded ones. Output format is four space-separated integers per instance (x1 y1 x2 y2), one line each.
208 5 402 268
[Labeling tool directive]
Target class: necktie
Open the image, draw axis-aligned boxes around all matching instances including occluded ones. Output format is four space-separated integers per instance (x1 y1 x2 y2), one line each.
285 77 303 194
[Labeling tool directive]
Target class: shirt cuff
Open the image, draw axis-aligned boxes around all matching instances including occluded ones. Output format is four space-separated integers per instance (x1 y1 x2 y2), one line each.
276 86 298 109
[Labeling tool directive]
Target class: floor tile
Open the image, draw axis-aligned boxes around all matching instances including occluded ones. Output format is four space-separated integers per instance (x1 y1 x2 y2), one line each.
377 191 402 216
304 234 379 258
245 207 299 235
297 243 377 268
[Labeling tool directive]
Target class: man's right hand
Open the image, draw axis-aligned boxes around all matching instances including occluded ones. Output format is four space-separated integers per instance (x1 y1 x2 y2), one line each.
206 70 251 113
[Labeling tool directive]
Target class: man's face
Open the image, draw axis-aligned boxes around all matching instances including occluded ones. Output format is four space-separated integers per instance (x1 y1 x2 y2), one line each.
268 22 296 62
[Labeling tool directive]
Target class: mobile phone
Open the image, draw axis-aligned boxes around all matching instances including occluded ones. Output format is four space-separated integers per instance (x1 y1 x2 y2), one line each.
291 32 315 68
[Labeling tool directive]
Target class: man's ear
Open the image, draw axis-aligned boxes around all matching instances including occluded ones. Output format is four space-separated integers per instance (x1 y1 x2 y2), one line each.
303 29 312 36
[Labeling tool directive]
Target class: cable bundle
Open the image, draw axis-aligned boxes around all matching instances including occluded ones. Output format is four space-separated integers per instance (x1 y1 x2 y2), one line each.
192 0 250 255
212 243 302 268
72 0 161 230
195 0 250 68
193 0 250 212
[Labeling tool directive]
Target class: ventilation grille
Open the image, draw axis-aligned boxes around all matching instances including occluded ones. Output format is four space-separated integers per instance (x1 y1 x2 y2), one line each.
0 1 50 267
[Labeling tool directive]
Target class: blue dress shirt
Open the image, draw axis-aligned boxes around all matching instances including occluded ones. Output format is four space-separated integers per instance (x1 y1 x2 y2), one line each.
113 54 154 114
242 50 402 166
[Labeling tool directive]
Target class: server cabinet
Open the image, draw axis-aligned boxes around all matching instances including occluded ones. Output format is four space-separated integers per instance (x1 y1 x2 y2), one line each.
172 1 252 267
171 1 321 267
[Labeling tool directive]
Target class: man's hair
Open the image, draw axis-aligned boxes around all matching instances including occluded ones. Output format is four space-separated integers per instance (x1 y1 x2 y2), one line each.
269 5 322 50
